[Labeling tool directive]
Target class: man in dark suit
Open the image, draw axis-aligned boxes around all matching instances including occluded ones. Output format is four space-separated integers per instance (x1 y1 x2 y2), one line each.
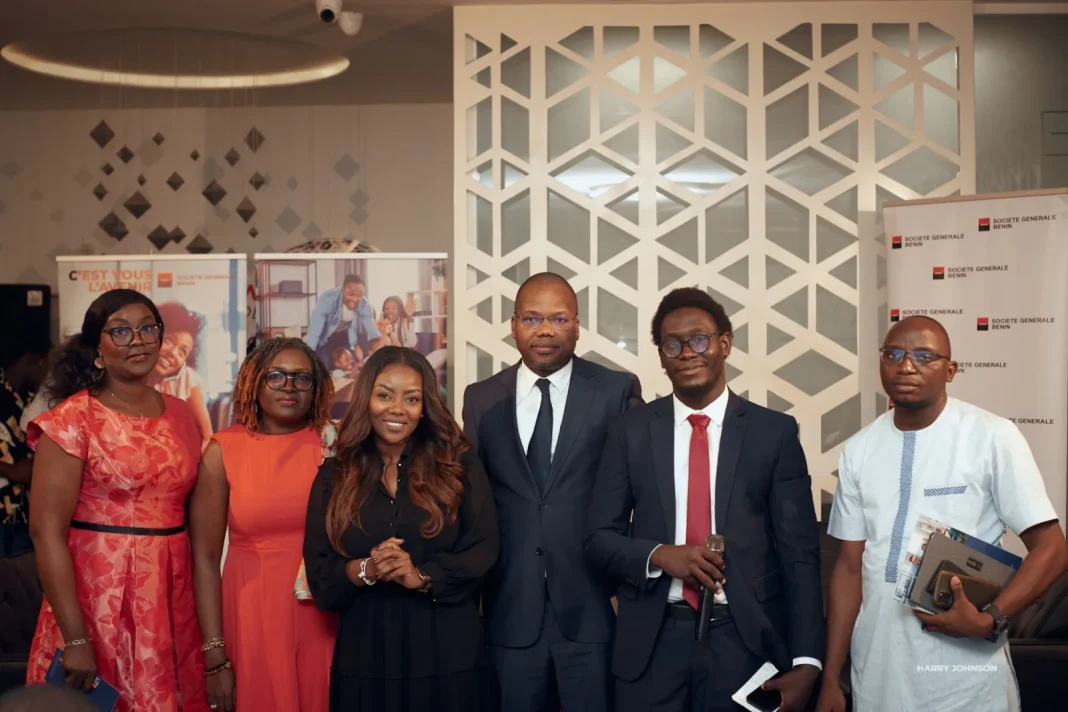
586 287 824 711
462 272 642 712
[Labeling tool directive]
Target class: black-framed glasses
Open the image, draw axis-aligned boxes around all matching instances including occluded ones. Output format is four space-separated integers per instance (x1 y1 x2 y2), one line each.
265 370 315 392
661 333 719 359
515 315 575 331
879 347 949 366
103 324 162 347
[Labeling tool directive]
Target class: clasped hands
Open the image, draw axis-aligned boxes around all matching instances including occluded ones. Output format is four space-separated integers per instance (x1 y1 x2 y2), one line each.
365 537 429 591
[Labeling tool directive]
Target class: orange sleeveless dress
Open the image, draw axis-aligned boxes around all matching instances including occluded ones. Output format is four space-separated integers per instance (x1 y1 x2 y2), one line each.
214 425 337 712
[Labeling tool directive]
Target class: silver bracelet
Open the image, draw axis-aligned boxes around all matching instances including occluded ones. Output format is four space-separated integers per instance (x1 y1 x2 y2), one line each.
358 557 377 586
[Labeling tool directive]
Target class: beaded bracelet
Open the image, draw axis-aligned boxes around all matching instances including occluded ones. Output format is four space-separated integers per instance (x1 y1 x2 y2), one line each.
204 659 232 677
200 637 225 653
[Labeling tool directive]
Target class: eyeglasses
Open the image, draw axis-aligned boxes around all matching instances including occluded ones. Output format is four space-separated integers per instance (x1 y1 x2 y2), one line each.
103 324 162 347
515 315 575 331
265 371 315 392
879 347 949 366
660 333 719 359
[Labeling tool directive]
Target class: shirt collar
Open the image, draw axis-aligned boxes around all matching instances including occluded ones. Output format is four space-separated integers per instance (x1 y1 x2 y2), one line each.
672 388 730 428
517 358 573 398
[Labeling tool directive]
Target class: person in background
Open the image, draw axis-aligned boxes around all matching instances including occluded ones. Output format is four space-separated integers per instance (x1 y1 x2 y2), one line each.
586 287 824 712
190 338 338 712
330 347 359 379
305 274 379 367
25 288 209 712
816 316 1068 712
303 346 499 712
0 685 98 712
1 340 49 559
149 301 213 448
462 272 642 712
378 296 418 349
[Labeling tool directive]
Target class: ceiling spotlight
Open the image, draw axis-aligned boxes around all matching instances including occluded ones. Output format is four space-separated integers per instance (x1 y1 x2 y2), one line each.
316 0 341 24
338 12 364 36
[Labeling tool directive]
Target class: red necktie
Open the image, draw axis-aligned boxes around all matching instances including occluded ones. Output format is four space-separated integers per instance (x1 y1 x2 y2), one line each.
683 413 712 609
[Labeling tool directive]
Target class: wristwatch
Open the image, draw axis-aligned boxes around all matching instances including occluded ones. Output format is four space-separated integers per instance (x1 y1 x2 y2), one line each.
981 603 1009 641
358 558 377 586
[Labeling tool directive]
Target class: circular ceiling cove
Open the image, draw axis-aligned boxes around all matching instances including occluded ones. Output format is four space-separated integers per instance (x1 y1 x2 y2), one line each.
1 28 349 89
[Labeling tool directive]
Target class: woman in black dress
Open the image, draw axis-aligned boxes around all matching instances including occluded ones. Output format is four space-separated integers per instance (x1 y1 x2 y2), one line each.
303 346 499 712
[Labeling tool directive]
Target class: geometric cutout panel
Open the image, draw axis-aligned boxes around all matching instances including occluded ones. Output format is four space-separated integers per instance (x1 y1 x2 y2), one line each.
454 5 974 524
774 349 851 396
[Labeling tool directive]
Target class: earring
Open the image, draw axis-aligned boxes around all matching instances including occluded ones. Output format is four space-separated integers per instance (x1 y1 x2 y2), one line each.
94 355 104 369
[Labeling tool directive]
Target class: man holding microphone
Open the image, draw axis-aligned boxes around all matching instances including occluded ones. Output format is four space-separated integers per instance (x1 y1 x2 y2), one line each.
586 287 825 711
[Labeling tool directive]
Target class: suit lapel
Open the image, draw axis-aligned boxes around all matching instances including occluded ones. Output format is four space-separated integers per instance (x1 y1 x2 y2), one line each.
649 398 676 534
498 366 541 497
714 393 747 532
543 360 594 497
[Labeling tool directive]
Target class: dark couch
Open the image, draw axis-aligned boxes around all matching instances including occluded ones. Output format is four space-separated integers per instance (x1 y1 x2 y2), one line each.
0 552 40 694
818 520 1068 711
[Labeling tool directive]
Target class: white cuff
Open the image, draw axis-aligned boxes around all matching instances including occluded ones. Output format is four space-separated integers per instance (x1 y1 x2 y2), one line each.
646 544 664 580
792 657 822 671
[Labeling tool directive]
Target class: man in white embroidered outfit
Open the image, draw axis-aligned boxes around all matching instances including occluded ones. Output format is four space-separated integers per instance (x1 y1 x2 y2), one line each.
817 315 1067 712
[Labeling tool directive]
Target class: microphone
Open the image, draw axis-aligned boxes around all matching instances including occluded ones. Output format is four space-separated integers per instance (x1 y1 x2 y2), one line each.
695 534 725 643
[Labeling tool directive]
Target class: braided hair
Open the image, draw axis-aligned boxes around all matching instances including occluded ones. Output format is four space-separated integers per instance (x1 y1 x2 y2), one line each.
232 338 333 432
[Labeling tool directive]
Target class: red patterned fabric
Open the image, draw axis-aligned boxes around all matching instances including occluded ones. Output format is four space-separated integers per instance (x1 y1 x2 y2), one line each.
25 391 209 712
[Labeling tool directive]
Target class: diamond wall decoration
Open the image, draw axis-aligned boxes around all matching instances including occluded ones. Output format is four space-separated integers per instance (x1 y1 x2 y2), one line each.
147 225 172 250
167 172 185 191
186 235 213 254
236 197 257 223
250 172 267 190
123 191 151 219
334 154 360 181
454 5 975 522
101 163 114 176
90 121 115 148
117 146 134 164
245 127 266 152
202 180 227 207
224 148 241 167
152 132 165 146
92 184 108 201
98 211 128 240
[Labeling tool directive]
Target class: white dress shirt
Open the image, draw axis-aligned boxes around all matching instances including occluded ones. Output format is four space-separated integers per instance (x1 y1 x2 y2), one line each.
515 359 572 457
648 388 822 671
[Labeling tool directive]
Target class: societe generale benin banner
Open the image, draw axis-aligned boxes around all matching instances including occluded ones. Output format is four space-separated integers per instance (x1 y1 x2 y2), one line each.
884 190 1068 539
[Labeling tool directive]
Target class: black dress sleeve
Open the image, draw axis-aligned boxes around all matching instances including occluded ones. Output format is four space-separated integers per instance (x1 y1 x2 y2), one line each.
303 459 359 613
417 449 499 604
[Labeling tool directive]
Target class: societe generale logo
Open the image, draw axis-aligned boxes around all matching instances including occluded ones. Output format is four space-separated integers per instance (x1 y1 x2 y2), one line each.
932 266 945 280
977 317 989 331
157 272 173 288
890 308 900 322
891 235 902 249
978 218 990 232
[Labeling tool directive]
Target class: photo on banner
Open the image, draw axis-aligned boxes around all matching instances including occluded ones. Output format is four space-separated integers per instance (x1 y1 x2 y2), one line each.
254 254 448 420
56 256 248 442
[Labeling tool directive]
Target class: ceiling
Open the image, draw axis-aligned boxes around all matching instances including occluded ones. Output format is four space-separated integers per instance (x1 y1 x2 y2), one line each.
0 0 1046 110
0 0 459 109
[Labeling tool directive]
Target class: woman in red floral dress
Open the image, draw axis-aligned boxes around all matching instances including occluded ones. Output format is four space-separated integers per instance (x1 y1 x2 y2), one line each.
26 289 209 712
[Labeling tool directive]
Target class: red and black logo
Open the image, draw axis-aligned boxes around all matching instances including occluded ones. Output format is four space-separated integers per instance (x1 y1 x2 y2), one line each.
890 308 900 322
932 266 945 280
891 235 902 249
978 218 990 232
977 317 989 331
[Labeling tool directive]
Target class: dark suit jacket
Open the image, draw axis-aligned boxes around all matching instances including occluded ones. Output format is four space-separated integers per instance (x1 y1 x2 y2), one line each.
585 392 824 681
462 357 642 648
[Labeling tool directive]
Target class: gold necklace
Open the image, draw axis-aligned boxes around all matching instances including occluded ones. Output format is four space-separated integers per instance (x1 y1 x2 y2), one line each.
109 388 145 417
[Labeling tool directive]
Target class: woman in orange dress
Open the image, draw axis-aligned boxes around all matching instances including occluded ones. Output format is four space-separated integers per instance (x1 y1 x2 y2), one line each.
189 338 338 712
26 289 209 712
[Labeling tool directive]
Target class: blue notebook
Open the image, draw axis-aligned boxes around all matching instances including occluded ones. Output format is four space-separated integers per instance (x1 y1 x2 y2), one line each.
45 649 120 712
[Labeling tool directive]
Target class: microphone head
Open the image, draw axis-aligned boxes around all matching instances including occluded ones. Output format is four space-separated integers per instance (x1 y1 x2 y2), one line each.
705 534 725 554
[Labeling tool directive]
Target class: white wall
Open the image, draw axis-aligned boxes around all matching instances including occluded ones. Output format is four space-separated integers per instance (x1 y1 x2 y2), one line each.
0 104 453 305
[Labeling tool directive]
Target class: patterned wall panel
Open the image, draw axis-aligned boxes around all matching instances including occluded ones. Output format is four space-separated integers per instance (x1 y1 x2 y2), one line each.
0 104 452 289
453 2 975 517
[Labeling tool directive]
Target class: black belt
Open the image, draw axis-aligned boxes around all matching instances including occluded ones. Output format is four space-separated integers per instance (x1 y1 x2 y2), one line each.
70 521 186 537
666 601 731 621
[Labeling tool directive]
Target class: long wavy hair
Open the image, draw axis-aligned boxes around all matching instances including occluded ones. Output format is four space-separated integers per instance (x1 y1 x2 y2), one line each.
232 338 333 433
326 346 468 554
48 289 164 404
